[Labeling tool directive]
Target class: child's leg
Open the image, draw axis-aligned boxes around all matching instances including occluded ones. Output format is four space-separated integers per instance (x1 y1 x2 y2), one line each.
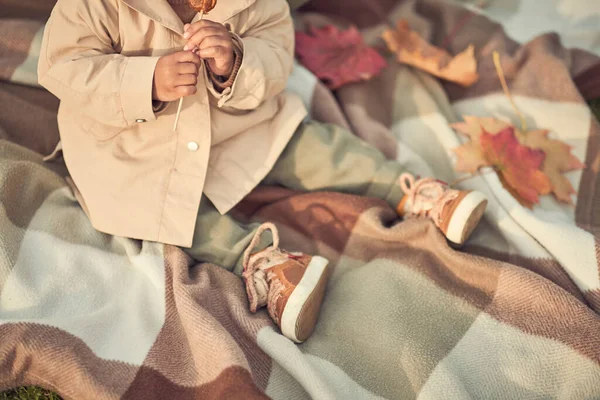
185 121 405 272
182 196 272 276
183 197 330 343
263 120 487 245
263 120 406 207
181 121 486 343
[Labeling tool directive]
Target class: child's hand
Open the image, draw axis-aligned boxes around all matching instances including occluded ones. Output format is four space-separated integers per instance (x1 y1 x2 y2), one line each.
152 51 202 102
183 20 235 78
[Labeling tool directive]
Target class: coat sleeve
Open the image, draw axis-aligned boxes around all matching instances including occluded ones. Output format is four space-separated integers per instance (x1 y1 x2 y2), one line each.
38 0 161 138
205 0 295 110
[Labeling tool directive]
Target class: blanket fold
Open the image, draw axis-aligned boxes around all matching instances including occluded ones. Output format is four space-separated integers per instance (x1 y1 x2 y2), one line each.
1 0 600 398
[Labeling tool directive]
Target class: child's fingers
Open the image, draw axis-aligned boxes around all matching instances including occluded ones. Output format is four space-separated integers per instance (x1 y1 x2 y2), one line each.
183 32 223 50
196 46 229 59
175 51 201 67
184 29 226 50
184 26 222 41
193 35 231 52
183 19 220 38
175 74 198 87
177 63 200 75
176 85 197 97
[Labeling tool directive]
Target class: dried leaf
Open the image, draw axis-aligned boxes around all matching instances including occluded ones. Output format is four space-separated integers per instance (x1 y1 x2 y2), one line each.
496 173 534 209
453 141 487 172
452 116 585 204
451 116 511 173
295 25 387 90
480 127 551 207
519 130 586 204
381 19 479 87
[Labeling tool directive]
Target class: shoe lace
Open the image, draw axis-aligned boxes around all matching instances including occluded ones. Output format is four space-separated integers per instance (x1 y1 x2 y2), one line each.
242 223 286 311
399 173 458 225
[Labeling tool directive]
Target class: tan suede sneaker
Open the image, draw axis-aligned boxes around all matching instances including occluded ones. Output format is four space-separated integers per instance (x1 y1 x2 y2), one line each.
396 173 488 245
242 223 331 343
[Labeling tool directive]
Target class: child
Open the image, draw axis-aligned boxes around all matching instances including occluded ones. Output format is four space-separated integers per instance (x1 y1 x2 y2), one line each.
38 0 487 343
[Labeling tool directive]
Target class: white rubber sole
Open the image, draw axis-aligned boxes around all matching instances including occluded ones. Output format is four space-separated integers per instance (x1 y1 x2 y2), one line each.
446 191 488 245
280 256 329 343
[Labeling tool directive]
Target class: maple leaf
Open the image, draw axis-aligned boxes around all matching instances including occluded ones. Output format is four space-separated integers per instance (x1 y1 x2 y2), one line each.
295 25 387 90
519 130 585 205
452 116 585 204
451 116 511 172
480 127 551 207
381 19 479 87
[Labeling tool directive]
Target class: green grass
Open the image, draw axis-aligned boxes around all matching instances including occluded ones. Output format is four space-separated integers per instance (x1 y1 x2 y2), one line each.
591 98 600 121
1 99 600 400
0 387 62 400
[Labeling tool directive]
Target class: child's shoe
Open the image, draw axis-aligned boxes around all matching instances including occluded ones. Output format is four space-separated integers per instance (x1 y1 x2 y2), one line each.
396 173 487 245
242 223 331 343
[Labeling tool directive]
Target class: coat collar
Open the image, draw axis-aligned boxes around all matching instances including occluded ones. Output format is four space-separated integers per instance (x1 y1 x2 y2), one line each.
120 0 256 35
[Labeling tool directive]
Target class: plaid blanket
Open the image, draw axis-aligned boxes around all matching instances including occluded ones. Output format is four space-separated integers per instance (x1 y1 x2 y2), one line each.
2 0 600 398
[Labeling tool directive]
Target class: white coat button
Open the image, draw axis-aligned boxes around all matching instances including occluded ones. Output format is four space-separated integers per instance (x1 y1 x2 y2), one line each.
135 119 146 123
187 141 199 152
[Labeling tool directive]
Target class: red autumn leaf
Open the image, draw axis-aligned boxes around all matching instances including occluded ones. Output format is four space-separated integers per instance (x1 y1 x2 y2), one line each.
452 116 585 205
295 25 387 90
451 116 512 173
480 127 551 207
519 129 586 205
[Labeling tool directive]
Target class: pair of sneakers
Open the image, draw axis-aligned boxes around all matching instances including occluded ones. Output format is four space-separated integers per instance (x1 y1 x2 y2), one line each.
242 174 488 343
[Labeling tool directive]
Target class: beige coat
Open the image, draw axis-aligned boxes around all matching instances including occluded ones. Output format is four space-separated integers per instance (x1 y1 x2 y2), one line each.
38 0 307 247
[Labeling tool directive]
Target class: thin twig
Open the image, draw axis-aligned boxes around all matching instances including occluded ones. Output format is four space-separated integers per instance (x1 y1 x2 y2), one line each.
493 50 527 131
173 11 205 131
173 99 184 132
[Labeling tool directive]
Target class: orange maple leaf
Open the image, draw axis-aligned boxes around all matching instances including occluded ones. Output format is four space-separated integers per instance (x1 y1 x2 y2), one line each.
381 19 479 87
451 116 511 173
519 130 585 205
480 127 551 207
452 116 585 204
